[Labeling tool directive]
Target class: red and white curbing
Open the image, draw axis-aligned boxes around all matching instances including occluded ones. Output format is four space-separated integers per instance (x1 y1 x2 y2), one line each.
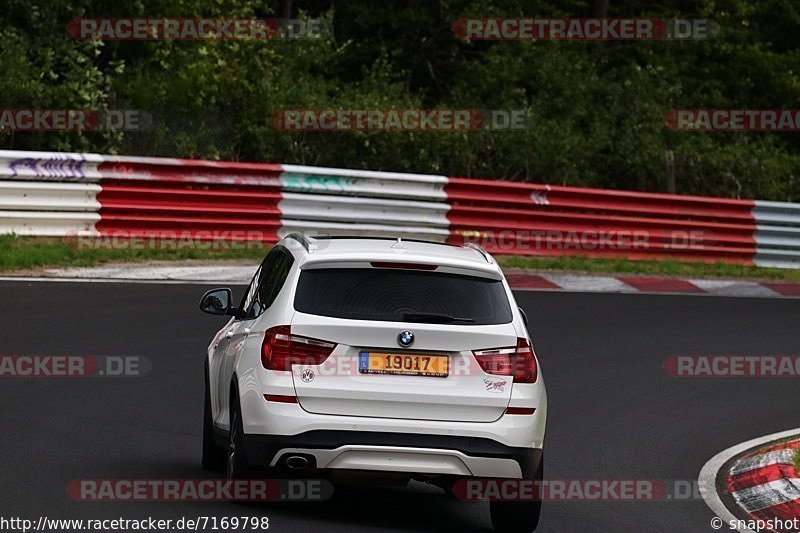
727 439 800 531
4 265 799 298
506 272 800 298
701 430 800 533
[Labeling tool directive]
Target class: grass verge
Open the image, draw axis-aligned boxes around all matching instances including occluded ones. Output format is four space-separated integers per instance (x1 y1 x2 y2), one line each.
1 235 799 281
0 235 267 271
795 448 800 473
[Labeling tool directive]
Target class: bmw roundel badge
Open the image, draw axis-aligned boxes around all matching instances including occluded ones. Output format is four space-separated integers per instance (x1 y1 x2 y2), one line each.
397 330 415 347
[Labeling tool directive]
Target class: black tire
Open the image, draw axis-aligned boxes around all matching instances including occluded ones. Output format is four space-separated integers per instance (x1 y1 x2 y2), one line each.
226 387 252 482
202 366 226 471
489 456 544 533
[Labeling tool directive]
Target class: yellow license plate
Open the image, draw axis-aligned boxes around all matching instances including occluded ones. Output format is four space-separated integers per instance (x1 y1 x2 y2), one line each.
359 352 449 378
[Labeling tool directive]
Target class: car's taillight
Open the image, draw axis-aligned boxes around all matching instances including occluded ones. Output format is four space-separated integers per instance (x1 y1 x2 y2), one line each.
513 337 537 383
473 337 538 383
472 346 515 375
261 325 337 371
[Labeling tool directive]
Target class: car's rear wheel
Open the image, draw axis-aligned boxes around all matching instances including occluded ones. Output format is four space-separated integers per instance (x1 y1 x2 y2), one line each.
227 389 252 481
489 455 544 533
202 366 226 471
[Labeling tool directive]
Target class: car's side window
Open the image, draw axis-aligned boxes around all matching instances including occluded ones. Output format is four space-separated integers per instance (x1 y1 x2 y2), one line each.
238 250 278 319
241 247 294 320
256 250 293 313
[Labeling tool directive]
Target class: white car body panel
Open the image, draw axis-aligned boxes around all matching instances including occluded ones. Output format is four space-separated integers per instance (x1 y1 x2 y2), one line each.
290 312 517 422
205 236 547 478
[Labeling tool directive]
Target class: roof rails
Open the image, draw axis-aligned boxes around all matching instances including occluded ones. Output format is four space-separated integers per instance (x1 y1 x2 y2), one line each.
462 242 493 264
312 235 453 247
284 232 316 253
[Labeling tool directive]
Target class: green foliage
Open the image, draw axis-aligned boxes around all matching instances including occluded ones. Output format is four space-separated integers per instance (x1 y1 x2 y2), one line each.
1 0 799 199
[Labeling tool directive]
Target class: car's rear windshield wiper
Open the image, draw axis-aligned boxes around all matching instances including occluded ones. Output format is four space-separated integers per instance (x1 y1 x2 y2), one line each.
401 312 475 323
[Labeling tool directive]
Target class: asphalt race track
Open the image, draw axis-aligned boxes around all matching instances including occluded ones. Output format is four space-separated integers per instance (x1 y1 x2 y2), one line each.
1 280 799 532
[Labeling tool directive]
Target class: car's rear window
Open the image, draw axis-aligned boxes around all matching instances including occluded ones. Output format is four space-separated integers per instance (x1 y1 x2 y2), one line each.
294 268 512 325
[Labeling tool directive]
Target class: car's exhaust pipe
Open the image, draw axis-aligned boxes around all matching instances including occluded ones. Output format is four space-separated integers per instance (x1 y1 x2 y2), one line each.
285 455 310 469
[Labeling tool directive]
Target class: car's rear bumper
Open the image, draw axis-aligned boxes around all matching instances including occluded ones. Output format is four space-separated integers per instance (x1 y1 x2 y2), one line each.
241 430 542 479
238 383 547 450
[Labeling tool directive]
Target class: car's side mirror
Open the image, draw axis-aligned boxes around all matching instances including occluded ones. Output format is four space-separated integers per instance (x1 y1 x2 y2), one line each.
518 307 529 327
199 288 237 316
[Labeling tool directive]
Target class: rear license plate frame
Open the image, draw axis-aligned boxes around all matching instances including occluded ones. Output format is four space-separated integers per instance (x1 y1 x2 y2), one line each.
358 351 449 378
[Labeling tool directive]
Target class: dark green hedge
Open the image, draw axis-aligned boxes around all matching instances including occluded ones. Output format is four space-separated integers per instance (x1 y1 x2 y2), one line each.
2 0 799 200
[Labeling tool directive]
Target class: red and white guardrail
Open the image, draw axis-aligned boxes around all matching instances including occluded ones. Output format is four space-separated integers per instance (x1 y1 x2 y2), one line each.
0 149 798 268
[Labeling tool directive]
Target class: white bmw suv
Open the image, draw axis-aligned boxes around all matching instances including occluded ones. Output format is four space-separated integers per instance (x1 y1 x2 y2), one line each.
200 234 547 531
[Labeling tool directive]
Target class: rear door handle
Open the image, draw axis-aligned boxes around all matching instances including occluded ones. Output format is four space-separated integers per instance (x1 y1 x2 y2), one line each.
225 331 235 338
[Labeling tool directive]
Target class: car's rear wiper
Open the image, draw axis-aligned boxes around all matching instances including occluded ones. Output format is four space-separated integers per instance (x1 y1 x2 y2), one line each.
402 312 475 323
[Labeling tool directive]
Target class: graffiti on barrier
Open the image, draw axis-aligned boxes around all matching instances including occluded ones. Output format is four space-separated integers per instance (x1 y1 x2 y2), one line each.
6 155 89 179
282 173 358 194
